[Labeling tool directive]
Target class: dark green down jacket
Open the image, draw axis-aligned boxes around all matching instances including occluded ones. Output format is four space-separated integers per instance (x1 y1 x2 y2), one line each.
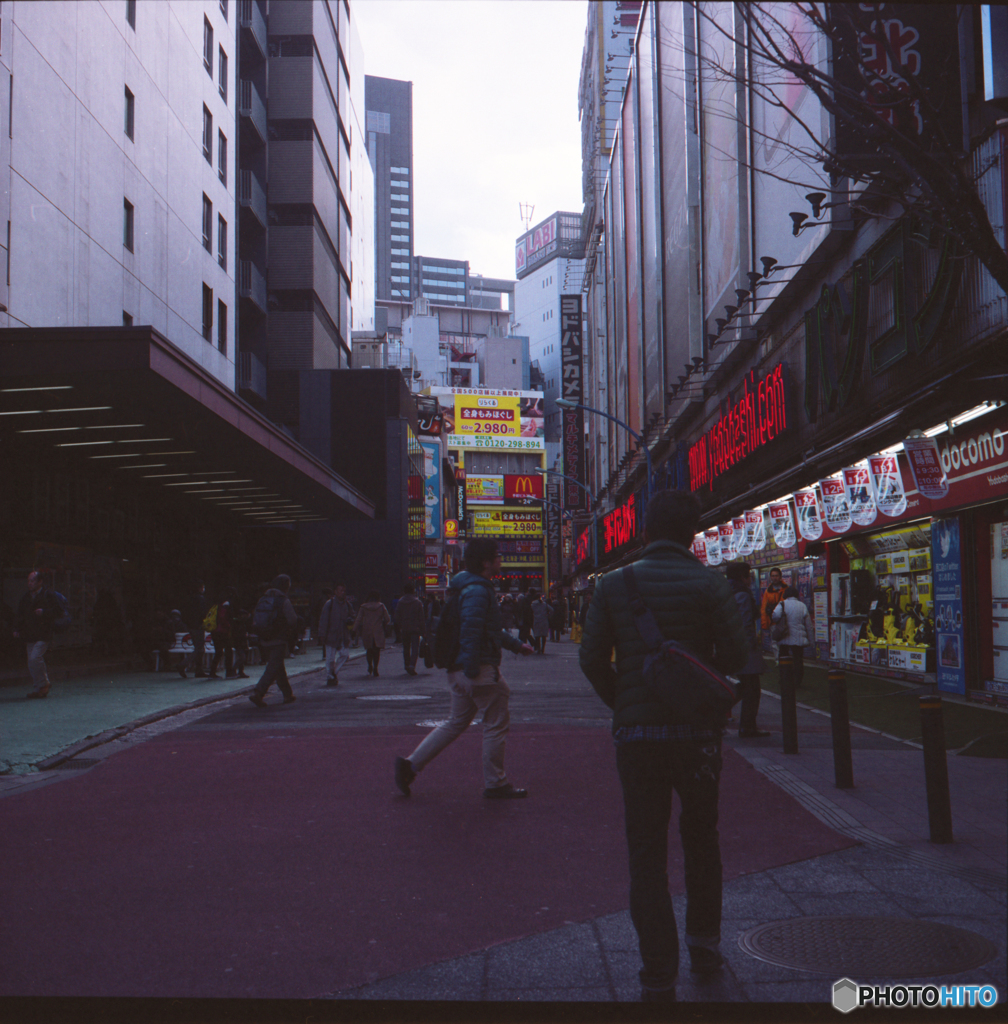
578 540 749 731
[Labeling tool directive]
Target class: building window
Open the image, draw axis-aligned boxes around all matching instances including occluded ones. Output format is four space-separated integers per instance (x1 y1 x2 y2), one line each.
218 129 226 184
203 105 212 163
126 0 135 29
123 311 133 327
124 86 134 140
203 17 213 76
217 299 227 354
218 46 227 102
202 283 213 341
220 0 228 21
391 207 409 215
202 194 212 251
123 198 134 251
217 214 226 268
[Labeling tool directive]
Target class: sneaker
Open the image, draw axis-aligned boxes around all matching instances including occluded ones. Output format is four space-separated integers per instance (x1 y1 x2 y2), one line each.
394 756 416 796
282 694 297 704
249 693 266 708
688 946 724 975
483 783 528 800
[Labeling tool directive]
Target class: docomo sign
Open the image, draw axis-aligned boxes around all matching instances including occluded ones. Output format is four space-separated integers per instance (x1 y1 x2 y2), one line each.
938 424 1005 474
454 395 520 436
688 364 789 491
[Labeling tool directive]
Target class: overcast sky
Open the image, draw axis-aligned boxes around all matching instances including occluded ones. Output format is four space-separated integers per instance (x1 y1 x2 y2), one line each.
352 0 588 282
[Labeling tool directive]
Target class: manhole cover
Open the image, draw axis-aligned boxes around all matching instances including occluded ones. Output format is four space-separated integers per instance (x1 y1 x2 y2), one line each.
739 917 997 977
52 758 101 771
356 694 431 701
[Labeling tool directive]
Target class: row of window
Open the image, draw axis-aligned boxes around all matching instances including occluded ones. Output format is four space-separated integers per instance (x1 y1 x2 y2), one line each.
390 179 408 189
422 291 465 303
390 275 409 283
390 165 409 175
391 261 409 269
202 194 227 267
391 206 409 215
201 283 228 354
542 308 554 321
423 278 463 289
203 16 228 102
391 233 409 242
202 105 228 183
390 193 409 203
391 247 409 256
420 265 465 276
541 274 553 287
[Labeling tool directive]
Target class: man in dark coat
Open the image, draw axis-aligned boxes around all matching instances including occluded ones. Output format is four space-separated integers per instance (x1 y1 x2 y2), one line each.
393 581 426 675
14 571 62 698
249 575 299 707
579 491 749 1002
725 561 769 737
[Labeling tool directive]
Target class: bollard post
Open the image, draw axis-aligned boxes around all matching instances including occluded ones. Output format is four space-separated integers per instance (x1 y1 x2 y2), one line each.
827 665 854 789
779 652 798 754
919 696 953 843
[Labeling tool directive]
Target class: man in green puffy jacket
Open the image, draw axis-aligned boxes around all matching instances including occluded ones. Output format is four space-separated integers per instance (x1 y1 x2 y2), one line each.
579 490 749 1002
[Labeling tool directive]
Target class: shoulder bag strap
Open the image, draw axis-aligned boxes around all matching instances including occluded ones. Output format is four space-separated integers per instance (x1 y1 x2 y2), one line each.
623 564 666 653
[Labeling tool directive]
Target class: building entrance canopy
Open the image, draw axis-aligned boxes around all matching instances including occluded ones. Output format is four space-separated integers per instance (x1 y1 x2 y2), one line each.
0 327 374 523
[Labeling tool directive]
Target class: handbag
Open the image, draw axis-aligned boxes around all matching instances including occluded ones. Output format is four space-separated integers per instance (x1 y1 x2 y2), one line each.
771 605 788 642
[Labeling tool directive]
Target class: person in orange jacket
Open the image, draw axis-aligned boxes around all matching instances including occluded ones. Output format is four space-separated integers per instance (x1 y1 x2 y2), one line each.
759 566 786 630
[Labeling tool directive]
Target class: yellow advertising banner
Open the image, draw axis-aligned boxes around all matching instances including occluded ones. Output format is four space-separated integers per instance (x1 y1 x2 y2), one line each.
454 394 520 436
472 509 543 535
466 475 504 504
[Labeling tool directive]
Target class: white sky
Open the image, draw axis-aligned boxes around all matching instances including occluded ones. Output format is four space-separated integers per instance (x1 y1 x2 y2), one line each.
352 0 588 282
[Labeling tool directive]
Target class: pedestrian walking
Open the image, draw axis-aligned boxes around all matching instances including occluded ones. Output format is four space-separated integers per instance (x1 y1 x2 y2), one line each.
14 571 64 699
394 581 426 675
725 562 769 737
549 590 567 642
207 589 236 679
249 575 299 707
578 490 749 1002
759 566 786 631
530 591 550 653
770 586 814 688
178 580 208 679
318 583 353 686
230 599 251 679
354 591 391 677
393 538 534 800
500 593 517 636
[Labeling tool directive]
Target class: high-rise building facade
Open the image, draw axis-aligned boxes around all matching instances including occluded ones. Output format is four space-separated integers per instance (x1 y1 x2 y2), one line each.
414 255 468 306
364 75 413 303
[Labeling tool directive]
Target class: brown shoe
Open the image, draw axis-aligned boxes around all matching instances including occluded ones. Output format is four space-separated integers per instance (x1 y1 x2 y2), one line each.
27 686 50 699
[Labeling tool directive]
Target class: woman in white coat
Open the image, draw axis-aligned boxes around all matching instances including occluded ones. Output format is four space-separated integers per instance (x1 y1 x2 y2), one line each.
771 586 814 687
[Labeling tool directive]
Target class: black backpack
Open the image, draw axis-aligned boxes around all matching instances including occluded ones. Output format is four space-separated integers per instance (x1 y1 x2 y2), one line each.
432 585 472 669
252 593 285 641
623 565 737 729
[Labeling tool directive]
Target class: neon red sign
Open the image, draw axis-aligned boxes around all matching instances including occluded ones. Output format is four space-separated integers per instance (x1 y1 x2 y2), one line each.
575 525 593 566
602 493 638 555
688 363 788 492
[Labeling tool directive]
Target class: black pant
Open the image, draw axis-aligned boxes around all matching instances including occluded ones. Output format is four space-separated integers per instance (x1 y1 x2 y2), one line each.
533 635 546 653
402 631 420 670
184 631 206 675
366 645 382 673
549 626 560 642
736 673 762 732
616 738 723 989
254 644 292 699
781 645 805 686
209 631 233 676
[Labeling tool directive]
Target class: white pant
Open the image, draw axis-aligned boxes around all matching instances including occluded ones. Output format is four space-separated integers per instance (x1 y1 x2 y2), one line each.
325 645 350 679
27 641 50 690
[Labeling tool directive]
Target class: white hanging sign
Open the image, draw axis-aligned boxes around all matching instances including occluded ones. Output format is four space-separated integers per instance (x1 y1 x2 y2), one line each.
842 465 877 527
718 522 736 560
819 477 852 533
733 516 752 557
868 454 908 517
704 528 723 566
902 435 949 499
744 509 766 550
794 489 824 541
769 501 796 549
692 534 708 564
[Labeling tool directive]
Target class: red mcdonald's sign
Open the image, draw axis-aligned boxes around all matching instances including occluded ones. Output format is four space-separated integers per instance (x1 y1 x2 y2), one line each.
504 474 544 502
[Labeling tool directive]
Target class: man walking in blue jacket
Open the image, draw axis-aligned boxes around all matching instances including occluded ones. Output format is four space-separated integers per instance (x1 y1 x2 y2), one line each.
394 538 533 799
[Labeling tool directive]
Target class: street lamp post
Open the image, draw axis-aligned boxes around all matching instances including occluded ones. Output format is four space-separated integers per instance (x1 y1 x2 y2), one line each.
537 467 599 569
555 398 653 499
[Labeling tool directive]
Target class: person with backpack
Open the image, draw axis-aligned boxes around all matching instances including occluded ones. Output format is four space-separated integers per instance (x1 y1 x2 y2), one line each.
178 580 208 679
207 588 236 679
14 570 67 699
393 581 426 676
578 491 749 1002
354 591 392 677
318 583 353 686
393 538 534 800
770 586 815 688
248 575 299 707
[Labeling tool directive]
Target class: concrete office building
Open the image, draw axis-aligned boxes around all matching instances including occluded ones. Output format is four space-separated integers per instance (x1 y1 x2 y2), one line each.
348 18 375 332
414 255 467 307
365 75 413 303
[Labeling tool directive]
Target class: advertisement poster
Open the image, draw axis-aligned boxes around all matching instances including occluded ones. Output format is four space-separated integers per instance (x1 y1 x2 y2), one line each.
814 591 830 644
769 501 796 549
704 528 723 566
868 454 908 517
504 474 544 504
472 509 543 536
718 522 736 561
693 535 708 564
820 477 852 533
733 516 752 557
902 435 949 499
454 394 520 436
520 396 545 437
794 489 824 541
745 509 766 550
842 465 877 527
932 516 965 695
420 441 441 540
466 475 504 505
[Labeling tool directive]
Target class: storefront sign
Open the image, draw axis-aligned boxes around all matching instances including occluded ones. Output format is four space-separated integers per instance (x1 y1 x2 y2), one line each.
466 475 504 505
733 516 752 557
794 489 823 541
868 455 908 517
704 529 723 566
472 509 543 536
454 394 520 436
602 493 638 556
504 474 544 504
546 477 562 582
769 501 796 548
932 516 965 695
420 440 441 540
561 294 586 510
498 538 545 565
718 523 736 560
744 509 766 550
902 435 949 499
575 525 593 567
820 477 852 533
842 465 877 527
446 434 545 451
444 519 458 539
687 363 789 492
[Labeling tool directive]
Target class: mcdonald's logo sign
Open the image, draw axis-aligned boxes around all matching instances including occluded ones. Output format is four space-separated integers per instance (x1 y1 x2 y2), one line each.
504 474 544 503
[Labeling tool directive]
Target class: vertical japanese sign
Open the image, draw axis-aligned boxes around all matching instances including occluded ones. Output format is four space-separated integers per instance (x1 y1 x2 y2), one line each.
932 516 965 695
546 476 562 585
420 440 441 540
561 294 585 510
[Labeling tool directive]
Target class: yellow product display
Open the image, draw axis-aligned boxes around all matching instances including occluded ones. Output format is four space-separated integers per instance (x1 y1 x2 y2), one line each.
883 613 900 644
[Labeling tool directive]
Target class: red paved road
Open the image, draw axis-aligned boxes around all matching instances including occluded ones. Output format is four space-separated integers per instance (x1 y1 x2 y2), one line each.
0 724 853 998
